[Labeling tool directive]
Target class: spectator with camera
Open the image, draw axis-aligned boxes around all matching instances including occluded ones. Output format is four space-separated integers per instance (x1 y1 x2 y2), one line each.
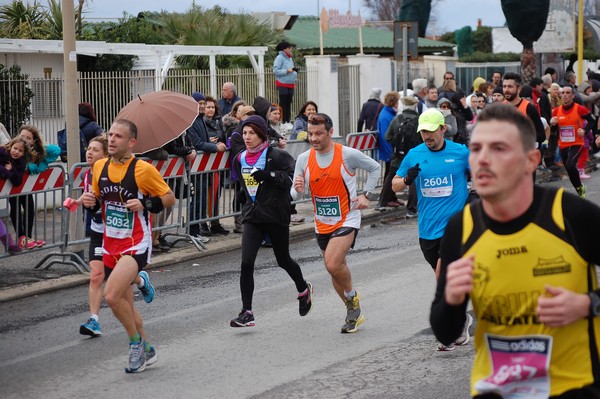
273 41 299 123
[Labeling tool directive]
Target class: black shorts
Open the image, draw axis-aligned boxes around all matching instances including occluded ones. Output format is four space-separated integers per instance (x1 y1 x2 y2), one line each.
419 237 442 270
88 231 103 262
103 250 149 281
316 227 358 251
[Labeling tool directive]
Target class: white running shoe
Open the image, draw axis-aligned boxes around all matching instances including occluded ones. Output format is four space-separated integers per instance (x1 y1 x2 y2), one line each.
437 342 456 351
455 313 474 346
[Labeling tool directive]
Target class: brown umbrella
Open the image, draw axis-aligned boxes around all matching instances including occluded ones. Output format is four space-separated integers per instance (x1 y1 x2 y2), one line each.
115 90 199 154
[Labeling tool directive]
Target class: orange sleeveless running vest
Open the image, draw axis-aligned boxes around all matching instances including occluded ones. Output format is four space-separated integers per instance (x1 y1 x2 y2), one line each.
554 104 586 148
307 143 354 234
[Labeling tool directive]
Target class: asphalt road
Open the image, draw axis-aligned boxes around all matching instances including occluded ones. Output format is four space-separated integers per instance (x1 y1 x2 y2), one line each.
1 167 599 399
0 212 478 398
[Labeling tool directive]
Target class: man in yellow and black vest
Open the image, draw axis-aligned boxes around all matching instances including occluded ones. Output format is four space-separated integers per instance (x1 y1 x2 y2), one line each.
431 104 600 398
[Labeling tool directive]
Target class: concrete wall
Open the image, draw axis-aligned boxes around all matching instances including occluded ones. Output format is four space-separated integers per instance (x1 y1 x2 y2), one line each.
346 55 394 104
423 55 457 87
305 55 340 136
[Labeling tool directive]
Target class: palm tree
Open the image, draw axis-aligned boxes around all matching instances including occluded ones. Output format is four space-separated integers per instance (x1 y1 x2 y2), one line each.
162 5 282 69
40 0 83 39
501 0 550 83
0 0 47 39
76 0 91 34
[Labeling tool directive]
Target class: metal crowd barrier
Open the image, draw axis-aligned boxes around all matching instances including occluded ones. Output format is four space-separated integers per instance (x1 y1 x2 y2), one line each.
345 131 385 191
0 163 89 271
0 138 384 272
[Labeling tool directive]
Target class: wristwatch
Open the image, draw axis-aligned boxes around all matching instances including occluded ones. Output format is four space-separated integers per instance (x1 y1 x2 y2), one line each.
589 291 600 317
361 191 372 200
144 198 154 211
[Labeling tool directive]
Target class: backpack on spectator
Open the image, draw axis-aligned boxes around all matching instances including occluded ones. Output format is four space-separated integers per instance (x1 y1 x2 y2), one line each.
57 120 92 163
392 116 419 159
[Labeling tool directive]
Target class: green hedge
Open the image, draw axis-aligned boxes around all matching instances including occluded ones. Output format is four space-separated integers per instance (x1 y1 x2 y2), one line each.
460 52 521 62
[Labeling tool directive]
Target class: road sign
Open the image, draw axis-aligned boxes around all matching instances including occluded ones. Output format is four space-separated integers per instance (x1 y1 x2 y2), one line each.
394 21 419 60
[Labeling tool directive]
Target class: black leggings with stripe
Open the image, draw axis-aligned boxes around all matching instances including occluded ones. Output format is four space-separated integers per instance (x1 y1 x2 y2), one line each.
560 145 583 189
239 222 307 311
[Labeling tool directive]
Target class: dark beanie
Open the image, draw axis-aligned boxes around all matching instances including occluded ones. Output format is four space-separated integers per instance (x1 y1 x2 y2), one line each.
520 84 533 99
192 92 205 102
239 115 268 142
492 85 503 95
252 96 272 121
592 79 600 93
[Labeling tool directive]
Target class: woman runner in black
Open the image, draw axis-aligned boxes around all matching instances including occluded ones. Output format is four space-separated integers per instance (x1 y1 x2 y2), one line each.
229 115 312 327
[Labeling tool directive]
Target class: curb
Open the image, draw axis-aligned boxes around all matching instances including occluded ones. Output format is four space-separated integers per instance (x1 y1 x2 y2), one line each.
0 207 403 303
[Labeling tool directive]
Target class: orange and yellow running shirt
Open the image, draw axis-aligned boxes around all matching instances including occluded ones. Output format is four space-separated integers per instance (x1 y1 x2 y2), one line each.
552 103 589 149
92 157 170 268
292 143 381 235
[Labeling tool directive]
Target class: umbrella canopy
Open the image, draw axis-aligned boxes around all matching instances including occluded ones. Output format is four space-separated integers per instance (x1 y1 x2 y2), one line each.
115 90 199 154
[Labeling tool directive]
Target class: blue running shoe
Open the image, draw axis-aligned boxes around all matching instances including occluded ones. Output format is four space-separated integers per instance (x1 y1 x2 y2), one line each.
125 340 146 373
145 345 158 366
138 271 155 303
79 317 102 337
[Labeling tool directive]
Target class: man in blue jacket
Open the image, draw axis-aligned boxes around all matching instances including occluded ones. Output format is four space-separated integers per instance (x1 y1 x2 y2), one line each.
218 82 241 116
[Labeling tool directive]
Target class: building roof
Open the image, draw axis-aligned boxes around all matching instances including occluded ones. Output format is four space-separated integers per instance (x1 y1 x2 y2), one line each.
284 16 454 56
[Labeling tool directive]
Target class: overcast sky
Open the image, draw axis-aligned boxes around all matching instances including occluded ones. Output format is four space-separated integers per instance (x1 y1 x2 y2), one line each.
77 0 506 34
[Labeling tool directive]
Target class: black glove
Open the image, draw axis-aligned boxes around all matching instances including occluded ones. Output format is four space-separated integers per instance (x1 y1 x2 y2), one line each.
292 67 299 72
404 163 421 186
251 169 271 183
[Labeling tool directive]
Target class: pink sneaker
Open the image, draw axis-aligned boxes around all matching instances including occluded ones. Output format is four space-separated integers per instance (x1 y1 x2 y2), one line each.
579 169 591 179
18 236 38 250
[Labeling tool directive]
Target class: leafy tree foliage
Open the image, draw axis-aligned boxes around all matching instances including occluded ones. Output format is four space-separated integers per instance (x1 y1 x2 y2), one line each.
0 0 47 38
162 5 282 69
501 0 549 82
0 64 34 136
472 26 492 54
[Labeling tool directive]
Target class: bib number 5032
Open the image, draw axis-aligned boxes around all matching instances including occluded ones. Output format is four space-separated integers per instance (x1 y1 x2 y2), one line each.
106 215 130 229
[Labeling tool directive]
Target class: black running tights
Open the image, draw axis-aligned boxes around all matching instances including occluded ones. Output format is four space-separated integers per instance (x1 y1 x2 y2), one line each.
9 194 34 238
560 145 583 189
240 222 307 310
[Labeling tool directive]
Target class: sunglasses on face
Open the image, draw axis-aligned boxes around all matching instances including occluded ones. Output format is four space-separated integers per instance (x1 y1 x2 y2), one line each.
440 105 450 109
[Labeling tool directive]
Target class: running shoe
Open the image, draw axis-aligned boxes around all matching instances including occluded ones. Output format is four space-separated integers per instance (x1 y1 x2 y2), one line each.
34 239 46 247
145 345 158 366
18 236 37 250
298 282 313 316
230 309 255 327
437 342 456 351
577 184 587 199
210 223 230 236
405 210 418 219
138 271 155 304
455 313 474 346
125 340 146 373
290 214 305 224
341 291 365 333
79 317 102 337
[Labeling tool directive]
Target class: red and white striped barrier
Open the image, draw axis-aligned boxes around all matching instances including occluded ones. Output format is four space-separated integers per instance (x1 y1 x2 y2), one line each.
346 132 377 150
0 164 66 196
189 151 230 173
146 156 186 178
70 164 89 189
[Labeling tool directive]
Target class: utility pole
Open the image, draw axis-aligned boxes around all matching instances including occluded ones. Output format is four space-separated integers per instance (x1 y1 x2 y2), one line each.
62 0 80 167
62 0 83 261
